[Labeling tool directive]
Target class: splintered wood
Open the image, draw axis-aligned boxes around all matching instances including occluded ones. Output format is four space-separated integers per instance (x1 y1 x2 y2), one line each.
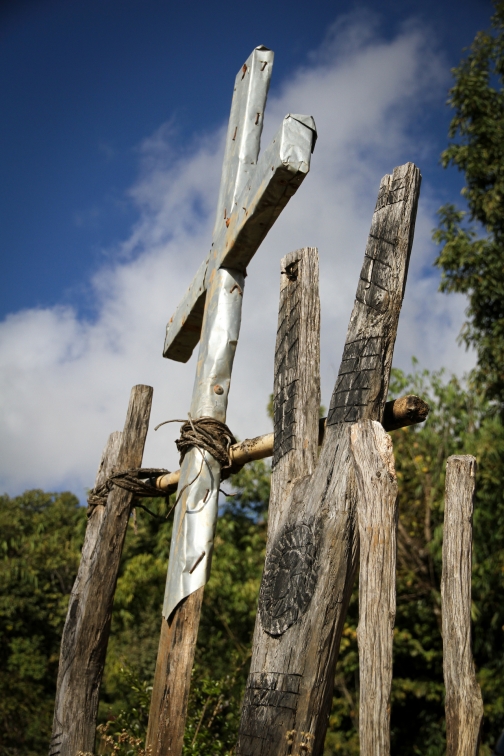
442 455 483 756
49 385 153 756
352 420 398 756
237 162 421 756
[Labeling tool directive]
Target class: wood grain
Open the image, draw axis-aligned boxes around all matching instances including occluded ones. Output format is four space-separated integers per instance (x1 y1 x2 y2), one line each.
442 455 483 756
237 163 421 756
352 420 398 756
49 385 153 756
146 588 204 756
237 246 320 754
270 247 321 530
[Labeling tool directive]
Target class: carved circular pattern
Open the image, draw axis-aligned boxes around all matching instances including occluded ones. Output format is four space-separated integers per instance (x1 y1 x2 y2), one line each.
259 522 318 636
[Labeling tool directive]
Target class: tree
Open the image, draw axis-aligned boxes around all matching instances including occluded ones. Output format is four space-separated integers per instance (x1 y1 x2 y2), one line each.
0 490 85 755
434 0 504 406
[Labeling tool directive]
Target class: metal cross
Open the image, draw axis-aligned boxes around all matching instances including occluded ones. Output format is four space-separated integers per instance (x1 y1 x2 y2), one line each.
162 45 316 618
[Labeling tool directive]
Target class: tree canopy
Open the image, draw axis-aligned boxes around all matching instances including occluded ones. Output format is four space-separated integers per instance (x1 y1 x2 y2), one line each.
434 0 504 407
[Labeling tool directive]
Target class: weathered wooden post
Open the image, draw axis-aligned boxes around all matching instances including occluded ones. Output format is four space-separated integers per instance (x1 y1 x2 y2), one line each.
237 162 421 756
352 420 398 756
269 246 321 535
146 47 317 756
442 455 483 756
49 385 153 756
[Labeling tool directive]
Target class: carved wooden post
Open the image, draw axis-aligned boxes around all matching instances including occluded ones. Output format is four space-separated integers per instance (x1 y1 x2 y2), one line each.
237 162 421 756
238 245 321 751
352 420 398 756
442 455 483 756
269 247 321 532
49 385 153 756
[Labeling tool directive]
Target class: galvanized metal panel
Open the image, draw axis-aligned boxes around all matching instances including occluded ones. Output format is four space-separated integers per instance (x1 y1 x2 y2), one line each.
163 46 273 364
213 46 274 239
214 114 317 272
161 47 316 617
163 268 245 618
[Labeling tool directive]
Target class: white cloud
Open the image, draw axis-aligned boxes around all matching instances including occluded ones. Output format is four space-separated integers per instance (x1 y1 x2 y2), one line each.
0 16 475 499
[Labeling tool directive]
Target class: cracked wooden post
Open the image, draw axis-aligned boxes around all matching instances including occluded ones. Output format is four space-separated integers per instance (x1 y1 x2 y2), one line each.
237 162 421 756
49 385 153 756
352 420 398 756
442 455 483 756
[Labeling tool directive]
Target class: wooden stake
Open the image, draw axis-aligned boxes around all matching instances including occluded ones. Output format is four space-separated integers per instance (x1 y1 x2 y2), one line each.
237 162 421 756
239 245 321 752
49 385 153 756
352 420 398 756
442 455 483 756
146 588 204 756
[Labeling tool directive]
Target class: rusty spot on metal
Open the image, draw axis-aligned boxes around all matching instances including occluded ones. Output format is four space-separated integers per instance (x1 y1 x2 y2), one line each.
230 284 243 296
225 218 231 227
203 488 210 503
213 384 224 395
232 126 237 141
241 64 247 79
255 112 261 125
223 208 227 219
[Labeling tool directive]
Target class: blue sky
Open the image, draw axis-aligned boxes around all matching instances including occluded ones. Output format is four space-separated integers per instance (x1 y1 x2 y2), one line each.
1 0 492 319
0 0 494 498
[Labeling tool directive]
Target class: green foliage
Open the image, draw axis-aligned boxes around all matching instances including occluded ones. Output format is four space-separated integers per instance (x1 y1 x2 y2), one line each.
0 489 85 755
4 364 504 755
434 1 504 405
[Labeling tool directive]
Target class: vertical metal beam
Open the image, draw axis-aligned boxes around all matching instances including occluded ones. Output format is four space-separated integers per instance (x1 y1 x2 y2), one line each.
162 267 245 618
213 46 274 235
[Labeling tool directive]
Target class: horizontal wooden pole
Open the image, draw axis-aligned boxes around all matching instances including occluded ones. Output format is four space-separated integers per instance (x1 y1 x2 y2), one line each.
155 394 428 493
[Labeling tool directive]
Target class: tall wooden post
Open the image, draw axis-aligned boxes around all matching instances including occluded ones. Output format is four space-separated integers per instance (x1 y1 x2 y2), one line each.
237 162 421 756
49 385 153 756
442 455 483 756
269 247 321 533
352 420 398 756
